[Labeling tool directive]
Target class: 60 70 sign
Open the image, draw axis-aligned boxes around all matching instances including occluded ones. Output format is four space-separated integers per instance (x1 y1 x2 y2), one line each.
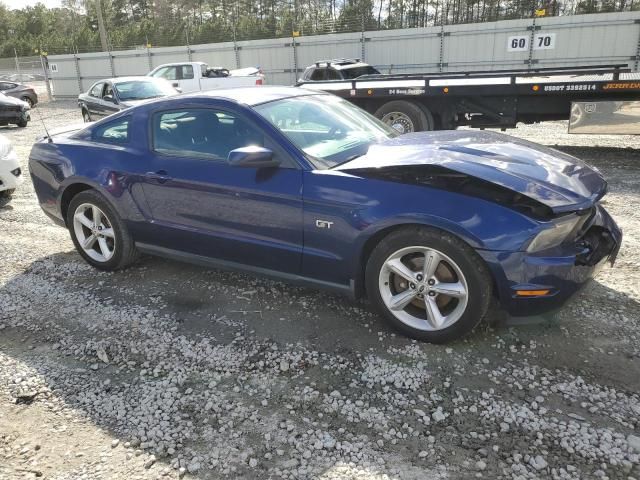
507 33 556 52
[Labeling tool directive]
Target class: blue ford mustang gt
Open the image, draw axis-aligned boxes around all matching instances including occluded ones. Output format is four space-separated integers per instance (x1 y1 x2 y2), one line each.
29 86 621 343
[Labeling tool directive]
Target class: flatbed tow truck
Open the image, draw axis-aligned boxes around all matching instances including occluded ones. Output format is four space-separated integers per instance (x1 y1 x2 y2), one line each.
296 59 640 134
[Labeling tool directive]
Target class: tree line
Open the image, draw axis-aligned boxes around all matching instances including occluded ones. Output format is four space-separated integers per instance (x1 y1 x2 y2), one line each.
0 0 636 57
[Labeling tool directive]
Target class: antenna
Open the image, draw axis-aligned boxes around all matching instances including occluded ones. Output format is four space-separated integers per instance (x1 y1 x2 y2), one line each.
33 105 53 143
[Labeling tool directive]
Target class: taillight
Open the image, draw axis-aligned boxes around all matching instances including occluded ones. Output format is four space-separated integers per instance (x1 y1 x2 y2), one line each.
255 78 263 85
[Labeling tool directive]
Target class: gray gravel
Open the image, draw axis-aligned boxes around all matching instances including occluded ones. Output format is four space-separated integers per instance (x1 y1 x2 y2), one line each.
0 102 639 479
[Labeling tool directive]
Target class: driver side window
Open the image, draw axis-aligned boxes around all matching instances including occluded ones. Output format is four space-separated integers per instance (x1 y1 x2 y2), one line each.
102 83 114 100
151 108 295 167
154 66 177 80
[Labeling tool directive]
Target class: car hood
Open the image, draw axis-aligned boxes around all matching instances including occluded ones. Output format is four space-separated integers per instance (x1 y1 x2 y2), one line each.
335 130 606 214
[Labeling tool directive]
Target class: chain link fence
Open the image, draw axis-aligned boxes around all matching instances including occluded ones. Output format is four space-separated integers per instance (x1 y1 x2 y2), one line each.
0 54 53 104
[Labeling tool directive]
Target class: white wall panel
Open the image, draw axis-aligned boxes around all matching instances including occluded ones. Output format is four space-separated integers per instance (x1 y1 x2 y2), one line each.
46 11 640 97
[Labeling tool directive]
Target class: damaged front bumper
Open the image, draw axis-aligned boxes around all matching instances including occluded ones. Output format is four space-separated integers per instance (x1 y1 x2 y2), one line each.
479 203 622 316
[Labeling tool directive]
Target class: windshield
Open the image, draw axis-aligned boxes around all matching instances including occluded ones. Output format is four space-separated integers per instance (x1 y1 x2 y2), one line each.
114 80 176 101
341 66 380 79
254 94 398 169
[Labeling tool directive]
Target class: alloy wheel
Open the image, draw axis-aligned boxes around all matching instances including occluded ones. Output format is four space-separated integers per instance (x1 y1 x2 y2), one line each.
380 111 414 133
378 246 468 331
72 203 116 262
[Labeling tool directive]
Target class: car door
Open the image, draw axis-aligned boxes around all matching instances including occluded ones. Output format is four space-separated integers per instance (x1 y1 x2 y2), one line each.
176 64 197 93
140 105 303 274
85 82 105 118
99 82 121 118
150 66 186 92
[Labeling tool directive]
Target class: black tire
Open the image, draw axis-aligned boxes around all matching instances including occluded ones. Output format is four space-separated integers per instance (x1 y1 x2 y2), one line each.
365 226 492 343
82 109 92 123
374 100 434 133
0 188 15 208
16 119 28 128
21 96 34 107
66 190 139 271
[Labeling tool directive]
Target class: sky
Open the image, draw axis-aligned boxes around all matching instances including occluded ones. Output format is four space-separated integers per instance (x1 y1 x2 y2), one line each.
2 0 63 9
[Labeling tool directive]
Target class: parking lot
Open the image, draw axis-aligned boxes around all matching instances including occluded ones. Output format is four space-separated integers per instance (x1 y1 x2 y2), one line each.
1 102 639 479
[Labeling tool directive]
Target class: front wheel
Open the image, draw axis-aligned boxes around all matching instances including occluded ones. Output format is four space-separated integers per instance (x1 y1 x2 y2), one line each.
66 190 138 271
366 227 492 343
82 109 92 123
16 118 28 128
21 96 34 108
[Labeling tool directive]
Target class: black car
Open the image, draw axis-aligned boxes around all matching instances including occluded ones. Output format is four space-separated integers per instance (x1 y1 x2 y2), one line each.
0 81 38 107
0 93 30 127
299 58 380 82
78 76 178 122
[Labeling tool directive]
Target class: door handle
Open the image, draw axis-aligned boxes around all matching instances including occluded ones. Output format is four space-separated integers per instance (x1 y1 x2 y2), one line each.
145 170 171 184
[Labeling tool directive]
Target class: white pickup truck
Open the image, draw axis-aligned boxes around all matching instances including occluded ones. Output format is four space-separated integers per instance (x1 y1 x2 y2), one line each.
147 62 265 93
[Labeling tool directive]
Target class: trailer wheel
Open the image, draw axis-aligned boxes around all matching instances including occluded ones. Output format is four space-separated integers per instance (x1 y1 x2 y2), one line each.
375 101 434 133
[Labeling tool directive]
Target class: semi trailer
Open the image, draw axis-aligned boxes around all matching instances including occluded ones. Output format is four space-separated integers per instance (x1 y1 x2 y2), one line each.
296 59 640 134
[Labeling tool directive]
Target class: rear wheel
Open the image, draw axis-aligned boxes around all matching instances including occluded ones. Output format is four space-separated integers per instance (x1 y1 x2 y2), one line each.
375 100 434 133
66 190 138 271
366 227 492 343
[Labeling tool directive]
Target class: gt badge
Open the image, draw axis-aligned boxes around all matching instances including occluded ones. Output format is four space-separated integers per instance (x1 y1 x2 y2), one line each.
315 219 334 229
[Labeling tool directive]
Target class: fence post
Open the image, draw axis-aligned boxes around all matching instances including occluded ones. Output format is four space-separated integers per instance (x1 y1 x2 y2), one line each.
147 46 153 71
438 24 447 73
186 27 193 62
634 19 640 72
107 49 116 77
527 16 538 70
73 53 82 95
360 16 366 61
292 37 298 84
14 48 21 76
40 54 53 101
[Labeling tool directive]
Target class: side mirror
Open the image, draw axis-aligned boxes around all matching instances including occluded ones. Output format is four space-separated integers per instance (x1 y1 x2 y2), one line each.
172 82 179 88
103 94 116 104
227 146 279 168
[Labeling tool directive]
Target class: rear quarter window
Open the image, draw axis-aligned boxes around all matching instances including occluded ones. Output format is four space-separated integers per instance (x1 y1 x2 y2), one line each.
92 117 130 144
309 69 327 81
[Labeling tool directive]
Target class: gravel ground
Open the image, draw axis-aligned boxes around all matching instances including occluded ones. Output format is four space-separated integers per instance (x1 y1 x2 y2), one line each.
1 102 639 480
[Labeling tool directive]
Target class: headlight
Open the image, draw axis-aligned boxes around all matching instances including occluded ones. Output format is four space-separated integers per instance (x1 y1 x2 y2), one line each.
527 214 581 252
0 141 15 160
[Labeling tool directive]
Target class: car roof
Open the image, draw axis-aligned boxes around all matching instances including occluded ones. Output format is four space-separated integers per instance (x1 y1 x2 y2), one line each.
90 76 167 85
310 60 371 70
113 76 168 84
179 86 325 106
152 62 206 67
